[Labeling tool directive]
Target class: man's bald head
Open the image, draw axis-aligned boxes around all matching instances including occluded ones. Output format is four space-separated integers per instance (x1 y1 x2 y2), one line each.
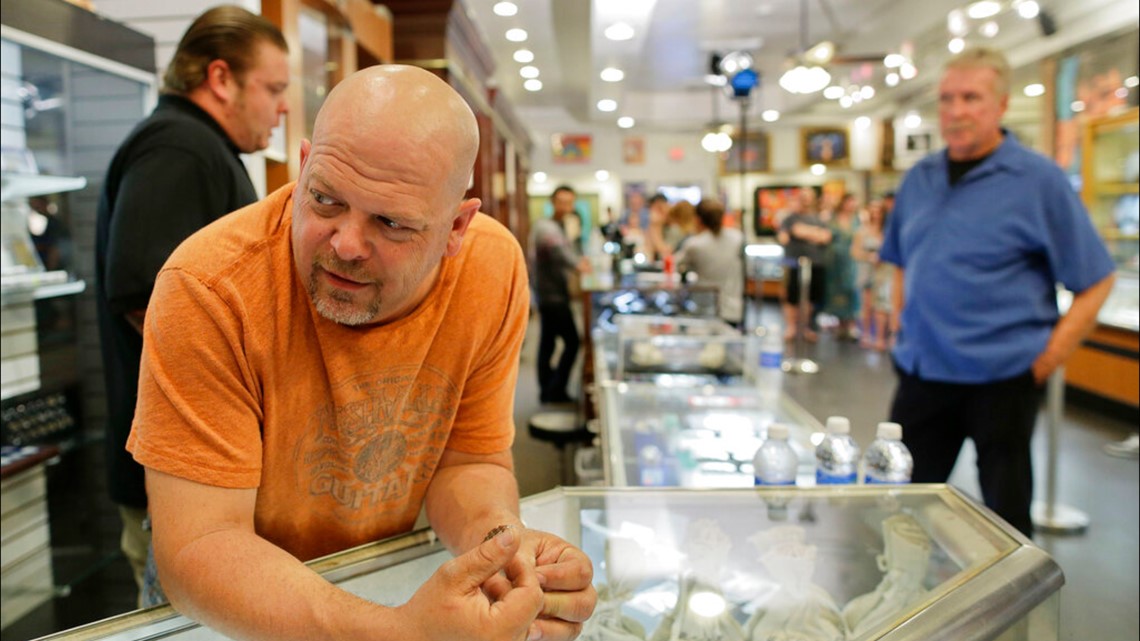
311 65 479 201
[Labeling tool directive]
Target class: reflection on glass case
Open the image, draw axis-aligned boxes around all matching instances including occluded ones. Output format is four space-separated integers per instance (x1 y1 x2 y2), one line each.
38 487 1062 641
597 381 820 488
591 286 720 334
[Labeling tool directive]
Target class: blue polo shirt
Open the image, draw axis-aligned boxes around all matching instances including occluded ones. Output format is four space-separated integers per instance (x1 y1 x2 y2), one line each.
880 131 1114 383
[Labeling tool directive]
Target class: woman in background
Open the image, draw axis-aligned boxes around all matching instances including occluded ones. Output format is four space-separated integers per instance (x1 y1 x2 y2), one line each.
675 198 745 328
824 193 860 340
851 198 893 350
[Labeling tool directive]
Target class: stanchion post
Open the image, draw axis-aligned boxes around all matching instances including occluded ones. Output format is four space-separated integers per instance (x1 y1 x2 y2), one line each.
1031 366 1089 534
784 256 818 375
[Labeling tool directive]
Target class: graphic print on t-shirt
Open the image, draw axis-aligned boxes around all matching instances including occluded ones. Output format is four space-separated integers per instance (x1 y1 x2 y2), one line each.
293 363 458 525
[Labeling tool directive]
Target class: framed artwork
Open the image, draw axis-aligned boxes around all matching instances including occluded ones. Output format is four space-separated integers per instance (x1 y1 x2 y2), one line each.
754 185 814 236
622 136 645 164
802 127 849 166
905 132 932 153
551 133 592 163
720 131 770 174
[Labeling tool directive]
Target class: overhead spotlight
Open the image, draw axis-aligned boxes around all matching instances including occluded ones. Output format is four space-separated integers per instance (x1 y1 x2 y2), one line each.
513 49 534 63
505 28 528 42
718 50 754 76
519 65 540 79
966 1 1001 19
533 171 547 183
980 21 1000 38
604 22 635 41
885 72 900 87
597 99 618 112
855 116 871 129
949 37 965 54
492 1 518 16
524 79 543 92
824 86 845 100
810 163 826 176
595 170 610 181
762 109 780 122
600 67 625 82
617 116 635 128
805 40 835 65
947 9 968 37
904 111 922 129
900 63 918 80
1023 83 1045 97
1014 0 1040 19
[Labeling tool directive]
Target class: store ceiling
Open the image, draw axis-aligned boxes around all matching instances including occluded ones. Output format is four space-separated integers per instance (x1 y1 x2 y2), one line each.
460 0 1137 138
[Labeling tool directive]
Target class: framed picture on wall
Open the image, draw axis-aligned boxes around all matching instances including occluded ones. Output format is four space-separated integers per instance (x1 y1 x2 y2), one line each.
802 127 849 166
719 131 770 174
622 136 645 164
551 133 592 163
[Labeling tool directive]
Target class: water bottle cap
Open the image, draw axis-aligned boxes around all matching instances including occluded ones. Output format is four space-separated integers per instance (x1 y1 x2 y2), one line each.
768 423 789 440
877 422 903 440
825 416 850 434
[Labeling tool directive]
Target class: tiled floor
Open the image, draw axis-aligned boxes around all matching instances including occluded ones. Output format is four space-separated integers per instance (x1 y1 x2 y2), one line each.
5 306 1138 641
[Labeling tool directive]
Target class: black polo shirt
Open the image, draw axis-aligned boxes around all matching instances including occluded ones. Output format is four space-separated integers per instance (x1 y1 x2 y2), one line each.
95 94 258 508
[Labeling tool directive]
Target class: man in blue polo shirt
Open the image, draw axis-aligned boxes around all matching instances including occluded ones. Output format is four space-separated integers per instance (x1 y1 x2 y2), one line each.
880 46 1115 537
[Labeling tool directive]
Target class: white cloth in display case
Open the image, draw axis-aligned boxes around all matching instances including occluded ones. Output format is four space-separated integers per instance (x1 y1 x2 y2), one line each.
744 525 845 641
843 513 932 637
650 519 747 641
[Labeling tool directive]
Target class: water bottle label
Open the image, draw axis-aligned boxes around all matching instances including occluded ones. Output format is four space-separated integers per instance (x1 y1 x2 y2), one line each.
816 470 858 484
863 477 910 485
760 352 782 368
641 468 666 486
755 477 796 486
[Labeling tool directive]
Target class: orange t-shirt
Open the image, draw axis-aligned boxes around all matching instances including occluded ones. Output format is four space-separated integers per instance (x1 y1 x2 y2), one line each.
127 184 529 561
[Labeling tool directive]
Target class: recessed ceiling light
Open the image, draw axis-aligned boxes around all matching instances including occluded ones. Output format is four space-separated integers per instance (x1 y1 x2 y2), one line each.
883 53 906 68
823 85 844 100
524 79 543 92
885 72 900 87
979 21 1000 38
533 171 547 183
904 111 922 129
492 1 518 17
966 1 1001 19
506 28 528 42
1125 76 1140 88
839 95 853 109
1023 83 1045 97
860 86 875 100
1015 0 1040 19
595 170 610 181
513 49 534 63
761 110 779 122
948 37 965 54
519 65 540 79
600 67 625 82
617 116 635 128
597 99 618 112
810 163 826 176
604 22 635 41
900 63 917 80
855 116 871 129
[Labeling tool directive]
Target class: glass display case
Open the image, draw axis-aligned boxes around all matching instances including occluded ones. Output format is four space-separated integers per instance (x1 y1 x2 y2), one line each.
1081 106 1139 273
35 486 1062 641
596 380 823 488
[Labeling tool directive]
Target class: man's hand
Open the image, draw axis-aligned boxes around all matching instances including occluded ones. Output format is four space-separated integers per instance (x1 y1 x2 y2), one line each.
398 527 544 641
1031 349 1062 385
484 529 596 641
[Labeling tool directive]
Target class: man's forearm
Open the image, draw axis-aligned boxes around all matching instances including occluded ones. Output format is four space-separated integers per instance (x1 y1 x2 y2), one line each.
425 460 523 555
1040 273 1116 369
161 528 406 641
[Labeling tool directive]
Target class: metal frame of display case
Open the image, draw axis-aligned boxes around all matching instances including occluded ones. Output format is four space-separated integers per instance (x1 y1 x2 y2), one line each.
35 486 1063 641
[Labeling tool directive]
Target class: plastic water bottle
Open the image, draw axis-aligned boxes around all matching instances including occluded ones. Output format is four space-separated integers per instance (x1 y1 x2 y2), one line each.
756 326 784 405
816 416 861 485
638 443 668 486
862 422 913 484
753 423 799 486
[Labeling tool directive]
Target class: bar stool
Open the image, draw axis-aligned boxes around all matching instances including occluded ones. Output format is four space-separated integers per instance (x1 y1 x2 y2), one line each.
527 410 593 485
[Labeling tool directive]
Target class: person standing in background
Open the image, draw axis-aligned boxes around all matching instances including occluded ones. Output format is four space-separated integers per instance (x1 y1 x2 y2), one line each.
641 193 672 262
880 46 1115 537
777 188 831 342
94 5 289 605
531 185 591 404
824 193 861 341
664 199 698 252
852 198 892 350
675 198 745 328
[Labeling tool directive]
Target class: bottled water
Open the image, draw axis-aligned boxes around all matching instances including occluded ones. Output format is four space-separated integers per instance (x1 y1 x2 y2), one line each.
816 415 861 485
753 423 798 486
755 325 784 405
862 422 913 484
638 443 667 486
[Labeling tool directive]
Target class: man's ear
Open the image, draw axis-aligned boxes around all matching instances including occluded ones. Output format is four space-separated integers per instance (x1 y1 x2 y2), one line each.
203 59 237 104
445 198 482 257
